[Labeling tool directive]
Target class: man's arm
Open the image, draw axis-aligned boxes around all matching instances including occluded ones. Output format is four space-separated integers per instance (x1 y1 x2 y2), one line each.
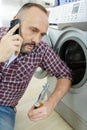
28 78 71 121
27 43 72 121
46 78 71 113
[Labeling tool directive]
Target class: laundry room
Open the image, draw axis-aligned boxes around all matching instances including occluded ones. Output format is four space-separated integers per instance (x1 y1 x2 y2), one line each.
0 0 86 130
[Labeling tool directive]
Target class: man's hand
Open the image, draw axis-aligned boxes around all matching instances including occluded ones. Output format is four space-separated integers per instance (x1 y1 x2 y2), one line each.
27 78 71 122
0 24 23 62
27 100 53 121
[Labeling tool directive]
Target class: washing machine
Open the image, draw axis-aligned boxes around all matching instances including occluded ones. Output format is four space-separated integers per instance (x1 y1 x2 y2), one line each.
47 0 87 130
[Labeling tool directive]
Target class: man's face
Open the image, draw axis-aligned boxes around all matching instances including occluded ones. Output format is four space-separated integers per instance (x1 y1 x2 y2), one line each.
19 7 48 54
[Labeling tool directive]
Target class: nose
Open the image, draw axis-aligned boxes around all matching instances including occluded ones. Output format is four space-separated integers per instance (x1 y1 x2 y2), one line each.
31 34 41 45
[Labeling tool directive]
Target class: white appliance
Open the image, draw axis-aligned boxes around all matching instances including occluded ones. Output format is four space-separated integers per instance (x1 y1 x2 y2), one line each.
58 0 81 5
47 0 87 130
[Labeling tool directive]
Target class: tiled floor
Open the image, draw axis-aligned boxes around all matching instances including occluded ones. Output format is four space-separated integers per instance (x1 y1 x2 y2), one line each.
15 76 73 130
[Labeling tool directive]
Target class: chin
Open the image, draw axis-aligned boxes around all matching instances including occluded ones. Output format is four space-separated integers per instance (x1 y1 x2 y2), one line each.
20 46 34 54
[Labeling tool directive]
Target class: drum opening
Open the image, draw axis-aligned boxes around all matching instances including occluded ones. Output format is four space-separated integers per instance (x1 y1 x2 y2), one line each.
59 40 86 86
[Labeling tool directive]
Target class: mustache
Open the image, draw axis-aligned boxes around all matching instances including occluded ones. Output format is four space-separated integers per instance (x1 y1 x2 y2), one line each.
20 42 36 54
22 42 36 47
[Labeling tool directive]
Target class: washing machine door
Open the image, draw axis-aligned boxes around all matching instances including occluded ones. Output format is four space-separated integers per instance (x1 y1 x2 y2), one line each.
55 28 87 93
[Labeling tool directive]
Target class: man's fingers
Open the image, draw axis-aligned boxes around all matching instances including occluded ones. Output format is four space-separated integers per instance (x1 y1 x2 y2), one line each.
11 34 23 43
7 23 20 36
13 40 22 47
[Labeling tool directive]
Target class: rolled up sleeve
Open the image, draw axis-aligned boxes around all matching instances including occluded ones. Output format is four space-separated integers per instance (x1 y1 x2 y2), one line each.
39 44 72 81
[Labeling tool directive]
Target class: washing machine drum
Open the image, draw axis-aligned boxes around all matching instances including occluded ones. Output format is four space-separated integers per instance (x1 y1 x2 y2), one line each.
59 40 86 86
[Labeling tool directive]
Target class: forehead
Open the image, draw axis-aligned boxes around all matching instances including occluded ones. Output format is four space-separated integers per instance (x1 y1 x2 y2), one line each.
24 6 47 16
21 7 48 32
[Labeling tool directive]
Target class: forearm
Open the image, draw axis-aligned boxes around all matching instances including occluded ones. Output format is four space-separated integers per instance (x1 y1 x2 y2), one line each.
47 78 72 109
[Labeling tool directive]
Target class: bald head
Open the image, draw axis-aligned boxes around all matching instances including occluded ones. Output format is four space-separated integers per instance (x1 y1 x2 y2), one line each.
16 3 48 20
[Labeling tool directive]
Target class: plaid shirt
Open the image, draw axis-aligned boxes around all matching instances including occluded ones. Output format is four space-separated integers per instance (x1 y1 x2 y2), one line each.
0 27 72 107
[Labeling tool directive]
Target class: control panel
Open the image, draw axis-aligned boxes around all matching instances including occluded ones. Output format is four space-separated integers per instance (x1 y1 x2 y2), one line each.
49 0 87 28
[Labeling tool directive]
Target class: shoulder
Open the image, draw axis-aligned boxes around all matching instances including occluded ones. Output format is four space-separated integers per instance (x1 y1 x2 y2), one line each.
38 41 51 51
0 27 8 40
31 41 52 59
36 41 52 55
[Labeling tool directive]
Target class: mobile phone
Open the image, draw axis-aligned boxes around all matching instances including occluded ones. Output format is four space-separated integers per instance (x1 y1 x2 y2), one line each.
9 19 20 55
9 19 20 35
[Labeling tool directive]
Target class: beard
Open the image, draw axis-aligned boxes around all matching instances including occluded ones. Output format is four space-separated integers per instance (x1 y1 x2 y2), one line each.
20 42 36 54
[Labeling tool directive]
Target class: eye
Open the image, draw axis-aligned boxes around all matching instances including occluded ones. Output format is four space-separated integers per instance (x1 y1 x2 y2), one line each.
31 27 38 33
41 33 46 38
31 28 36 32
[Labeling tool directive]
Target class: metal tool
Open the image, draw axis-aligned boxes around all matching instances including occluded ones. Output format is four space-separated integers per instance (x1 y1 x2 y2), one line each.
34 83 49 109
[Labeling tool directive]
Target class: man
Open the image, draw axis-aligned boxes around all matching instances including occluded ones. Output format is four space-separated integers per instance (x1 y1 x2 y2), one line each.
0 3 72 130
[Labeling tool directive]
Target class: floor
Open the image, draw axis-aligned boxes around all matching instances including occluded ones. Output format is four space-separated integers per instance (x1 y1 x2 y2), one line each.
14 76 73 130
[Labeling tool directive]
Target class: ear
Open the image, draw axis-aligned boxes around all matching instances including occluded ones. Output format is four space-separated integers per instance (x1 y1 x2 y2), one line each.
13 15 17 19
47 11 50 17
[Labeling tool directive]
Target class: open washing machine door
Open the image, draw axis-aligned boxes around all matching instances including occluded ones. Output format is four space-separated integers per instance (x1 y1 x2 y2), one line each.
59 40 86 86
54 27 87 93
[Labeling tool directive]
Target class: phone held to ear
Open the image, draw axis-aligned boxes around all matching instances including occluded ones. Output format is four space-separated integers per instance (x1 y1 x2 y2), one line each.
9 19 20 59
9 19 20 34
